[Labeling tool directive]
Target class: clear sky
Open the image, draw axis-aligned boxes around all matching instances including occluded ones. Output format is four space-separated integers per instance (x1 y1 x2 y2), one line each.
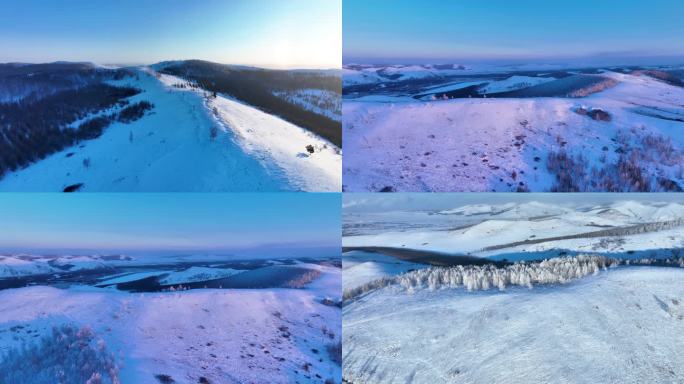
343 193 684 213
344 0 684 64
0 0 341 68
0 193 340 254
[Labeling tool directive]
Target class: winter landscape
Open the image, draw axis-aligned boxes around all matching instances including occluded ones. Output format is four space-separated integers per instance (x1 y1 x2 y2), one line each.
0 194 342 384
0 0 341 192
342 194 684 383
343 0 684 192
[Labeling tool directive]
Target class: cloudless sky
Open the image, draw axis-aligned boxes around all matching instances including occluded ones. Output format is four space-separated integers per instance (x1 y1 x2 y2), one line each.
0 193 340 254
343 193 684 213
0 0 341 68
344 0 684 64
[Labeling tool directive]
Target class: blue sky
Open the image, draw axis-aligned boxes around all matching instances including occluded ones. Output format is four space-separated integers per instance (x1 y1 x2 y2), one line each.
0 0 341 68
0 193 340 254
344 0 684 64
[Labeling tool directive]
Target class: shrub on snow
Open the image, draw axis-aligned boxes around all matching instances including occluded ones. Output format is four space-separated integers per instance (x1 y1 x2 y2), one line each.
0 324 120 384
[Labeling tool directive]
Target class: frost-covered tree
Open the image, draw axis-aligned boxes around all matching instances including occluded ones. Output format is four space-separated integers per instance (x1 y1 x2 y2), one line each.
343 254 684 302
0 324 120 384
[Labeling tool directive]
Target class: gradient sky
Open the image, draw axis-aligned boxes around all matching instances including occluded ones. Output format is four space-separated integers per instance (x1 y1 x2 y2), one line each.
343 193 684 213
0 193 340 254
0 0 341 68
344 0 684 64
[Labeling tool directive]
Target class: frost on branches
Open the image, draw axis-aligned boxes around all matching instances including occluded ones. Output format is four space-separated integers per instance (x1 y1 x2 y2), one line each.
343 255 684 302
0 324 120 384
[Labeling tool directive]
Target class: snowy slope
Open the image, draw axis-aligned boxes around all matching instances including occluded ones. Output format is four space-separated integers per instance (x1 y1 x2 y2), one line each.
0 265 342 383
343 64 471 87
273 89 341 122
0 255 55 277
342 251 422 293
343 64 473 87
205 88 341 192
343 70 684 192
343 267 684 384
0 67 341 192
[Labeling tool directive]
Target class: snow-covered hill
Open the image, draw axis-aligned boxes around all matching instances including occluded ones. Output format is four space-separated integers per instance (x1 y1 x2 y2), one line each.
342 251 421 293
343 67 684 192
343 266 684 384
343 64 470 86
0 254 134 278
0 263 341 384
0 67 341 192
343 200 684 259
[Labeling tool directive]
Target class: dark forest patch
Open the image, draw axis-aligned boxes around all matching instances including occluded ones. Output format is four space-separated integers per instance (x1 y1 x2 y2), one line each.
157 60 341 147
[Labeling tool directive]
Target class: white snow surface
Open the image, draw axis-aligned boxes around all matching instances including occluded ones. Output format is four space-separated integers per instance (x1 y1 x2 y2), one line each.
343 267 684 384
203 87 342 192
0 264 342 384
0 254 133 278
0 67 341 192
342 251 422 292
343 70 684 192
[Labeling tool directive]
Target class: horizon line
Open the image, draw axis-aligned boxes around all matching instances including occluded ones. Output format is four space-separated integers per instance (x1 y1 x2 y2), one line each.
0 58 342 71
343 54 684 65
0 243 341 256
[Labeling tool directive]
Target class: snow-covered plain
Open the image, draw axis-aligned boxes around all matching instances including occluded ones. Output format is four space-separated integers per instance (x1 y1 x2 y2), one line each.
0 67 341 192
343 267 684 384
0 261 342 384
343 65 684 192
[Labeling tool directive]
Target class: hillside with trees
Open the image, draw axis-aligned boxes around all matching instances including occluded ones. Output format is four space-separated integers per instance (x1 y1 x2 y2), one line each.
0 64 153 179
156 60 342 147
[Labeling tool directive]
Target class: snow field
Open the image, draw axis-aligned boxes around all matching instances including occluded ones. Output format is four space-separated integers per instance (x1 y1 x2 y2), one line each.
0 264 342 384
343 267 684 384
343 70 684 192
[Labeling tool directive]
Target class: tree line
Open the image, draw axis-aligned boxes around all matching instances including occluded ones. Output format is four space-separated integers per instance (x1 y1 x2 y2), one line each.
0 83 152 178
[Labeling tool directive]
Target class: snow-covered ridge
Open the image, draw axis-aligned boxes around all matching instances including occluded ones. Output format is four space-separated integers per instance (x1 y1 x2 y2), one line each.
0 66 340 192
343 66 684 192
343 64 469 86
0 254 133 278
155 70 342 192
